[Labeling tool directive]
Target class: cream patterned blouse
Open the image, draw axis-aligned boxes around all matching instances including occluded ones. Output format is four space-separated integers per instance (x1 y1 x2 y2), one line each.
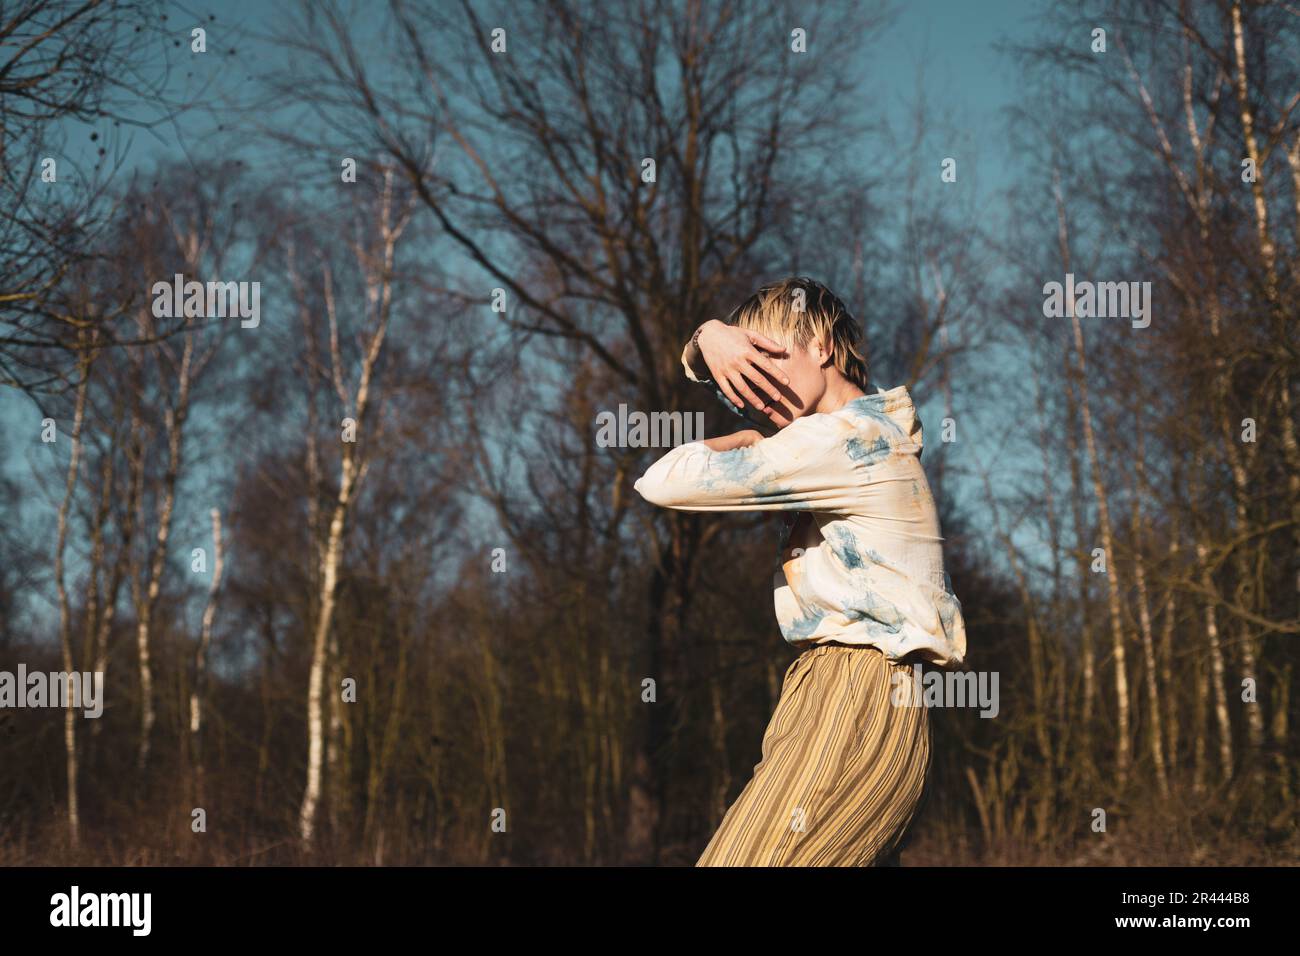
634 381 967 666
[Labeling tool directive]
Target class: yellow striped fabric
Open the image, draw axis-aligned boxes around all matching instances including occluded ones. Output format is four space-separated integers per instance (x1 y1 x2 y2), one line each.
696 643 931 867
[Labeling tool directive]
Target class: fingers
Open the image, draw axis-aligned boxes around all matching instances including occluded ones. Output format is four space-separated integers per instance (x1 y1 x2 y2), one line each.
726 372 770 412
746 330 786 354
746 351 789 397
764 398 794 428
766 408 792 428
747 366 786 404
715 378 745 411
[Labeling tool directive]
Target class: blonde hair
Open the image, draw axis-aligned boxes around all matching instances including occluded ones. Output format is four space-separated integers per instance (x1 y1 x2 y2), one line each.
727 277 871 390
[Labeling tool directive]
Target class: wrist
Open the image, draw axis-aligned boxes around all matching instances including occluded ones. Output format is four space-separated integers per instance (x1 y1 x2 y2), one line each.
694 319 724 351
685 320 719 378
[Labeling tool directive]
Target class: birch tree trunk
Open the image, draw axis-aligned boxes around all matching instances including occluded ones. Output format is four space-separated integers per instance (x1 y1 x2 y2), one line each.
1228 0 1298 781
92 415 143 707
1065 380 1096 755
189 508 225 800
1131 426 1168 796
1196 536 1234 782
134 334 194 773
1229 1 1277 285
1159 538 1180 777
55 354 92 848
298 170 411 847
300 394 359 846
1191 454 1234 783
326 628 343 839
1193 650 1208 794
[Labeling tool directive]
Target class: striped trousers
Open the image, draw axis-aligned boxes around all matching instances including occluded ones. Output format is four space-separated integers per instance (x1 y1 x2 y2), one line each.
696 642 931 867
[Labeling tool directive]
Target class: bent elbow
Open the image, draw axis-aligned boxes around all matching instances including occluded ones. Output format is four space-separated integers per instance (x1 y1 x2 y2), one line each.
634 474 680 508
635 444 714 509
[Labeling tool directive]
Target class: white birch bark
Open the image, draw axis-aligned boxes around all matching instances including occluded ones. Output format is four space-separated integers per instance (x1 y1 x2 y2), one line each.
55 357 91 847
189 507 225 793
1131 434 1168 795
299 170 412 847
134 334 194 772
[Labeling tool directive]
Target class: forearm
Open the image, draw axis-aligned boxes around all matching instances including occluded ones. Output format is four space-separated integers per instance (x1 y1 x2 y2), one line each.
701 431 758 452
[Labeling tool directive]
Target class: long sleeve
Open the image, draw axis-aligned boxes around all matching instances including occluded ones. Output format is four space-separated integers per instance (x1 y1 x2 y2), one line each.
633 414 865 513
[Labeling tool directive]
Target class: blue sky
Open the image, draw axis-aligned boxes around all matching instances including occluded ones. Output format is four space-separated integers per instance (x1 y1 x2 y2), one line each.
50 0 1035 199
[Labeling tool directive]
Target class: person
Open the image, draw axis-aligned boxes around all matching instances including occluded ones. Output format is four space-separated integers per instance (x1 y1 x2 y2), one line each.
634 276 966 867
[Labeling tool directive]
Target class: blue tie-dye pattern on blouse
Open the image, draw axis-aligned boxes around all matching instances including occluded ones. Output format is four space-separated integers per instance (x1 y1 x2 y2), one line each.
634 384 967 666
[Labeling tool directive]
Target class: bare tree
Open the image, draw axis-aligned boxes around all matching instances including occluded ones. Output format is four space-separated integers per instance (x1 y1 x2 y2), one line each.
294 168 415 847
53 342 93 847
189 508 225 800
0 0 175 392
